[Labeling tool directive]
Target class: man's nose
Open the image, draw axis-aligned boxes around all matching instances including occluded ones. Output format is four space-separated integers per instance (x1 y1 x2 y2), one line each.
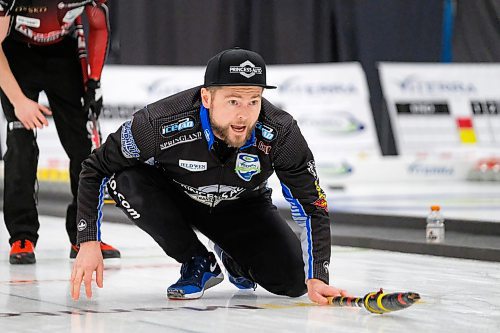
236 109 248 120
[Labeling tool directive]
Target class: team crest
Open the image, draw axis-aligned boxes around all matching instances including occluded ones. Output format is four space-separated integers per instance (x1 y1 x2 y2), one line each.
235 153 261 181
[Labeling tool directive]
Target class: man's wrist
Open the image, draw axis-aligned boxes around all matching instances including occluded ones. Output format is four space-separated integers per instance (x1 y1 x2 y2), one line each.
11 94 28 108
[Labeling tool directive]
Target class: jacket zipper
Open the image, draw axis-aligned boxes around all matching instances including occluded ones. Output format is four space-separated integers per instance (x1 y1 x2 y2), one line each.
210 162 225 213
210 149 238 213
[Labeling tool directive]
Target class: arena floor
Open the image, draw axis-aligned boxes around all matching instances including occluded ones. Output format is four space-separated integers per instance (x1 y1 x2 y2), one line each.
1 216 499 333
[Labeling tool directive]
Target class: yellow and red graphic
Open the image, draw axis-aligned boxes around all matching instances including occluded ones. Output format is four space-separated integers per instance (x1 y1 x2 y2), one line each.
456 117 476 144
312 180 328 212
37 168 70 182
37 159 70 182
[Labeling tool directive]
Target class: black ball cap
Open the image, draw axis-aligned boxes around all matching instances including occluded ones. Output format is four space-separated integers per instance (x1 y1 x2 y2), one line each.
204 48 277 89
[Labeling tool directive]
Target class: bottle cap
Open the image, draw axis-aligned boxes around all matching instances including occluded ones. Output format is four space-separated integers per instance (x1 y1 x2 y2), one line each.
430 205 441 211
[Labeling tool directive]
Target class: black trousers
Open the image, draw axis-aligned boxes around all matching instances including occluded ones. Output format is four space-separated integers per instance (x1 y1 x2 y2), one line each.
1 37 91 246
109 165 307 297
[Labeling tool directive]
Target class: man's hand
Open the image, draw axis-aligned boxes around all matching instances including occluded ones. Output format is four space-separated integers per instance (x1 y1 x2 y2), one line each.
70 241 104 300
13 97 52 130
307 279 349 305
83 79 103 118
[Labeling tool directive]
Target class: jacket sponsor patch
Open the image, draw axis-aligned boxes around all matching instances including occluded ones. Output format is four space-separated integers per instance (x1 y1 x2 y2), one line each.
254 140 271 154
58 1 93 10
255 122 276 141
160 117 195 137
173 181 245 206
160 132 202 150
179 159 207 172
235 153 260 181
121 121 141 158
16 15 41 28
307 160 318 179
312 180 328 212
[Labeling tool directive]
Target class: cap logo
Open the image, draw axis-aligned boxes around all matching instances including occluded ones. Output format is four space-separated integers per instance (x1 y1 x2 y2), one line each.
229 60 262 79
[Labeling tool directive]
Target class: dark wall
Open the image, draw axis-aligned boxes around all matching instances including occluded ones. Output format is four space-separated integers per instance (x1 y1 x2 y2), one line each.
107 0 337 66
453 0 500 62
104 0 499 155
331 0 444 155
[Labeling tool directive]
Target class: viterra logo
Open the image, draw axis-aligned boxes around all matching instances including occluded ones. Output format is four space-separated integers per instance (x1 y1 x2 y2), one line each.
398 75 476 93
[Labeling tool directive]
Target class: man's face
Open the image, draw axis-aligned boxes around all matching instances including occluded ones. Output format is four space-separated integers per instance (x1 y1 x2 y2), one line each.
201 86 263 148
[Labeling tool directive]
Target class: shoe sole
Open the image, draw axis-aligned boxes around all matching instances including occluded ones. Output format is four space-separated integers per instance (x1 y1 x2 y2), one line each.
167 273 224 300
9 254 36 265
69 251 121 260
102 251 121 259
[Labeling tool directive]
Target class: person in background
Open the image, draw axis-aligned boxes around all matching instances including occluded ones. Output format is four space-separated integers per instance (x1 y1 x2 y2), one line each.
0 0 120 264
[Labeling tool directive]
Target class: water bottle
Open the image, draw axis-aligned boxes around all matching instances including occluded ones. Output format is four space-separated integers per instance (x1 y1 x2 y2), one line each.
426 205 445 243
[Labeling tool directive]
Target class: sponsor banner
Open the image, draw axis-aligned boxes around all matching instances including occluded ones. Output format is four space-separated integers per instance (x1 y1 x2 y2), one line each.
265 63 379 160
1 63 378 187
268 154 474 209
379 63 500 157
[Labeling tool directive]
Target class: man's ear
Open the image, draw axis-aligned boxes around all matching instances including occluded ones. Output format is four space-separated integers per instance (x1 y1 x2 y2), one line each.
200 88 211 108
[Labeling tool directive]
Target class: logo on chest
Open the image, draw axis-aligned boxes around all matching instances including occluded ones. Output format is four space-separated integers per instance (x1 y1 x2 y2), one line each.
235 153 261 181
160 117 195 137
159 131 202 150
179 160 207 172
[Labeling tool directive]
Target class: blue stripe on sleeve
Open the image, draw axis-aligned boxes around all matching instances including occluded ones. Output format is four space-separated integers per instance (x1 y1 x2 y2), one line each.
96 177 109 241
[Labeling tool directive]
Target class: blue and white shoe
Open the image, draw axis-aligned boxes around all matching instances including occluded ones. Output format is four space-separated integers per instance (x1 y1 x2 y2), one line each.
167 252 224 299
210 241 257 290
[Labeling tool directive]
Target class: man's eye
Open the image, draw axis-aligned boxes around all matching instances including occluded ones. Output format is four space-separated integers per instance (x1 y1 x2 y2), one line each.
229 100 238 106
250 100 259 106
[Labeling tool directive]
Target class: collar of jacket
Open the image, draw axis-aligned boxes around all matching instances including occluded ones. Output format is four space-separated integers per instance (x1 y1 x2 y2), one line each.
199 104 256 151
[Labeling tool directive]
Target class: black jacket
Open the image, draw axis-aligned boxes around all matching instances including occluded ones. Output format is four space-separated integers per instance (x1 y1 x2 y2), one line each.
76 86 331 283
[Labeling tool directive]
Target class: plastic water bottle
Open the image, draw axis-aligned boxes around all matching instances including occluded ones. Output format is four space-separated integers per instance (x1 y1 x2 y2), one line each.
426 205 445 243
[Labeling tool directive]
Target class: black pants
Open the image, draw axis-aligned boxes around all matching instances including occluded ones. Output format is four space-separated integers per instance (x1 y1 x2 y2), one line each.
1 37 91 246
109 165 307 297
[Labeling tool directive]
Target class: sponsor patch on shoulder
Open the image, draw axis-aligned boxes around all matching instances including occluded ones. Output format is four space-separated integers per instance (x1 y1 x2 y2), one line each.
160 117 195 137
121 120 141 158
256 122 277 141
